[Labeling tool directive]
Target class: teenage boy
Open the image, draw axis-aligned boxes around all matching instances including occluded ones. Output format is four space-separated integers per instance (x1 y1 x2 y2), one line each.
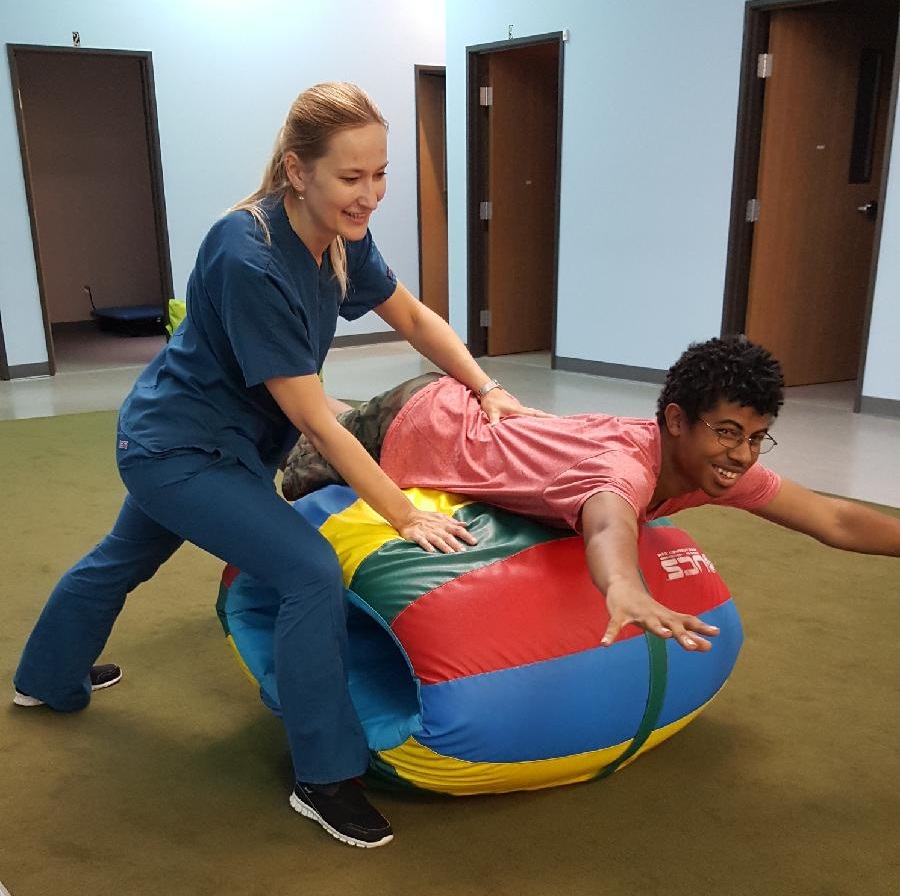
282 336 900 652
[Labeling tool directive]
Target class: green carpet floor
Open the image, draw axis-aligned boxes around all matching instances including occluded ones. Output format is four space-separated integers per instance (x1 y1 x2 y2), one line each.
1 411 898 896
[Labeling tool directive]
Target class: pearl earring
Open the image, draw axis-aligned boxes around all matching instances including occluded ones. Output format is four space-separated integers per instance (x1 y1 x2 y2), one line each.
297 192 305 201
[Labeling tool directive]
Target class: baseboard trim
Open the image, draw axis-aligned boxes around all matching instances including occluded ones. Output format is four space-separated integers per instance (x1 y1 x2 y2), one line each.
859 395 900 418
554 355 666 384
331 331 404 349
51 320 95 332
7 362 51 379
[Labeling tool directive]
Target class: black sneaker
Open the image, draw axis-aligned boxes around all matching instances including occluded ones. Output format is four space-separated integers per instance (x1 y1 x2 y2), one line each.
13 663 123 707
89 663 123 691
290 780 393 848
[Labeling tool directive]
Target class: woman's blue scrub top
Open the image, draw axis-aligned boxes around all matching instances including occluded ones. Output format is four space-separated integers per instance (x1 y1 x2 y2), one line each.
118 199 397 478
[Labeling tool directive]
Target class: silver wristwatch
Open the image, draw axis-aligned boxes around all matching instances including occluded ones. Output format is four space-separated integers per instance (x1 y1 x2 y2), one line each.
476 378 502 399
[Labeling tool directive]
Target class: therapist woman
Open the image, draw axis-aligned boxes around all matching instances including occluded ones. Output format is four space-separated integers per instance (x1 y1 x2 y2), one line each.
13 82 541 849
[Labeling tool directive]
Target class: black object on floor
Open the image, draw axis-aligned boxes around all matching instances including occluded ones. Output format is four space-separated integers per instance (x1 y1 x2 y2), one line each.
84 284 166 337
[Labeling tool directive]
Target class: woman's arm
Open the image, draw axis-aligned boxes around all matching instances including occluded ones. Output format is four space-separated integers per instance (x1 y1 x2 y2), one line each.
374 282 551 423
267 373 476 553
324 395 354 417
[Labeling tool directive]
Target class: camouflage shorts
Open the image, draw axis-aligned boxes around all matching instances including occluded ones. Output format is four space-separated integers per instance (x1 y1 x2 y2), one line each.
280 372 443 501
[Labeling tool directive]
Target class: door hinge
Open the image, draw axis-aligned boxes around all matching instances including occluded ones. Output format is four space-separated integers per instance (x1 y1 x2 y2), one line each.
480 309 491 328
745 198 760 223
17 88 23 110
479 200 492 221
479 86 493 107
757 53 773 78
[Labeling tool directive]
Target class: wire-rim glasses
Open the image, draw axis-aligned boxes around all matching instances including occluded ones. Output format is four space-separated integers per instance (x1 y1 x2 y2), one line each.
699 418 777 454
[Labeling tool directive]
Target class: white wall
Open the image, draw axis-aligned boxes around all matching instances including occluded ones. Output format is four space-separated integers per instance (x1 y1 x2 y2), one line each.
0 0 445 369
445 1 900 401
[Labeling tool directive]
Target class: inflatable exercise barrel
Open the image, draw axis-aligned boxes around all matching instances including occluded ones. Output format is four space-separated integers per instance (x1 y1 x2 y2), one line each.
216 486 742 795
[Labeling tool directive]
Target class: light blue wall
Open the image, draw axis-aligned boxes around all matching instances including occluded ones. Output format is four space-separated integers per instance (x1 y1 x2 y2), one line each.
0 0 444 368
4 2 897 399
862 97 899 402
445 1 899 400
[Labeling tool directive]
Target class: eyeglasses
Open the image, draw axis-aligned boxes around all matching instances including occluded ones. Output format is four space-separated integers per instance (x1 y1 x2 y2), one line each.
699 418 778 454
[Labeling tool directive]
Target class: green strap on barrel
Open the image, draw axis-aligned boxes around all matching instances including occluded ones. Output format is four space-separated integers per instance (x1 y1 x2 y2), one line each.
598 633 668 778
598 571 669 779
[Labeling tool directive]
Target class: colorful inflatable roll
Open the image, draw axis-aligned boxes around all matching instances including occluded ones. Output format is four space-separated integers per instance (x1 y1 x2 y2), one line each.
216 485 742 796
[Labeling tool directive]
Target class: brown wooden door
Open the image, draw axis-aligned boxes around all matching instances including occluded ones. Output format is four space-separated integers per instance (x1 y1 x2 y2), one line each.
415 67 449 321
485 43 559 356
745 0 897 386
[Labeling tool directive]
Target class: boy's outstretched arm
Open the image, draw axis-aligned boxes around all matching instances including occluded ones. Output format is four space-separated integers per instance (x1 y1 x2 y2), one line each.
754 479 899 556
580 492 720 651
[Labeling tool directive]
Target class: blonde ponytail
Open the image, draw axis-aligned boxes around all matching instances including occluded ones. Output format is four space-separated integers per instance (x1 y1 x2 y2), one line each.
328 237 348 298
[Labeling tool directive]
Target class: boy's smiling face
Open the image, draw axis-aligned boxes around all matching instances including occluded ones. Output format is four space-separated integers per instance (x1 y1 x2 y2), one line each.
665 399 774 498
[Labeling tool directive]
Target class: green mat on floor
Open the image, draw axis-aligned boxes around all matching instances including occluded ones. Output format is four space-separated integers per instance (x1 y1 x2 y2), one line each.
1 410 898 896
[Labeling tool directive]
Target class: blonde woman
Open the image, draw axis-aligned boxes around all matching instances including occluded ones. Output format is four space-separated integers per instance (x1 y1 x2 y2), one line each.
13 83 542 848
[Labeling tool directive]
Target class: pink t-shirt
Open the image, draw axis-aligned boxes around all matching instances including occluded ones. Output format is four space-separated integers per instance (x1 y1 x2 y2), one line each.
380 377 781 531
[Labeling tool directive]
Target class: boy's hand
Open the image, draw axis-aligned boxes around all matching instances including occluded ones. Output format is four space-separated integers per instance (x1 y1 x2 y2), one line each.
601 581 720 651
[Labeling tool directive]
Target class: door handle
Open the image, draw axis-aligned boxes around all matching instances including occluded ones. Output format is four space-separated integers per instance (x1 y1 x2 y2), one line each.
856 200 878 219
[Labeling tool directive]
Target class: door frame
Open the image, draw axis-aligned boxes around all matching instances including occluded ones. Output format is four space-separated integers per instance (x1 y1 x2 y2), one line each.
721 0 899 409
5 44 173 378
466 32 565 359
0 310 9 380
414 64 448 319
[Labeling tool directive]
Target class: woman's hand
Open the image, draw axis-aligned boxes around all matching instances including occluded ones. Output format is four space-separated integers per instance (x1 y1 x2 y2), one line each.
600 581 720 651
397 509 478 554
268 374 476 552
480 388 554 425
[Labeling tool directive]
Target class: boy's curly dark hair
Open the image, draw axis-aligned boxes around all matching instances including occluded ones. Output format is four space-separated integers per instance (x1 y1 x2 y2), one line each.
655 336 784 424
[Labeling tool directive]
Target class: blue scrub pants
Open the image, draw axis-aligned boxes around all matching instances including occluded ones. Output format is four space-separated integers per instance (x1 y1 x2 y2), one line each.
14 438 370 786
